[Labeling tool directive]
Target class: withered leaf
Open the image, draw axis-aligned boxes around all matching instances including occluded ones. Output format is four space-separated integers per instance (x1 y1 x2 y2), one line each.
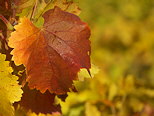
9 6 91 94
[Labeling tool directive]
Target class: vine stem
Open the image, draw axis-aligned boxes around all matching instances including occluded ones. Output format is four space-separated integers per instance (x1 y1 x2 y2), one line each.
0 14 14 31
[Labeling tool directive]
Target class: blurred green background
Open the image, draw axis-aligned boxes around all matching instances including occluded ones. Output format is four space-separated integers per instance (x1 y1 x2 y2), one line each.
60 0 154 116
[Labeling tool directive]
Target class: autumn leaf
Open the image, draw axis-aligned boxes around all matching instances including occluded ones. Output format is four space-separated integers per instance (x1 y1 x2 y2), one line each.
44 0 81 15
13 0 35 13
0 53 23 116
33 0 81 25
16 85 61 114
13 0 80 23
8 6 91 94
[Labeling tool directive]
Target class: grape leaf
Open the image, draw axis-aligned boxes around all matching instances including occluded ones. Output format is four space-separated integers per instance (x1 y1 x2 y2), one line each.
0 53 23 116
13 0 35 13
44 0 81 15
17 85 61 114
8 7 91 94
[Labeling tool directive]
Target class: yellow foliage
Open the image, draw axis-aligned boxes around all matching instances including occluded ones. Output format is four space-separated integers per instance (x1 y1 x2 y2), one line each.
0 54 23 116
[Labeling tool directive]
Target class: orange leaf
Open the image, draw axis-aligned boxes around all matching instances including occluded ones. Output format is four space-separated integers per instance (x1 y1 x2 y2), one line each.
9 7 91 94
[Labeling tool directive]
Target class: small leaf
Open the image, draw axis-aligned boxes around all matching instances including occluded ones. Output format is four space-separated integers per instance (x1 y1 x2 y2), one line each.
78 64 99 81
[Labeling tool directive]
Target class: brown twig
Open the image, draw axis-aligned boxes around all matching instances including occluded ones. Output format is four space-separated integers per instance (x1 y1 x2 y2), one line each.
0 14 14 30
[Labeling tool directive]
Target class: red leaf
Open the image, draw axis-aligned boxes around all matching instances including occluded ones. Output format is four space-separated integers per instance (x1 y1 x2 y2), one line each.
8 6 91 94
17 85 61 114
